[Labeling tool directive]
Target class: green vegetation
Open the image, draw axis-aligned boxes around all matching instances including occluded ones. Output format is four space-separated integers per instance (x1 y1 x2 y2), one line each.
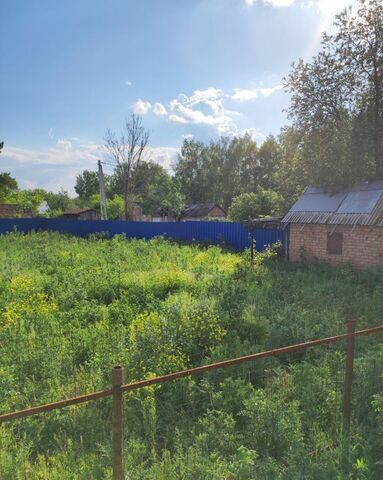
228 189 283 222
0 232 382 479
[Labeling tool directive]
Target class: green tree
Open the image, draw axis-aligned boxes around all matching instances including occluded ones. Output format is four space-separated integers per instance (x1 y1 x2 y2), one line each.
106 195 124 220
75 170 100 200
44 189 73 213
271 127 308 210
0 172 18 202
175 135 278 210
10 189 45 215
228 189 283 222
286 0 383 186
141 169 185 219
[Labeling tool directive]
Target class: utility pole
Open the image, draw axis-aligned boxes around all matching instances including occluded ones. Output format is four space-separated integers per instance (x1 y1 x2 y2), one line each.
98 160 108 220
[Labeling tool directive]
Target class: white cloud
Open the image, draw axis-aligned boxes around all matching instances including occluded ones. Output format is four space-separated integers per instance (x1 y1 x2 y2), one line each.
148 147 180 172
245 0 294 7
3 143 101 168
245 0 351 9
232 84 283 101
240 128 267 143
132 99 152 115
125 80 132 86
316 0 352 14
182 133 194 141
56 139 73 151
265 0 294 6
153 102 168 116
168 87 237 136
1 143 102 193
1 142 180 193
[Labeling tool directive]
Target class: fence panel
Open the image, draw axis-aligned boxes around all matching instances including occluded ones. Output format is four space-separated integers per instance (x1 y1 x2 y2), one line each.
0 218 287 252
0 218 46 234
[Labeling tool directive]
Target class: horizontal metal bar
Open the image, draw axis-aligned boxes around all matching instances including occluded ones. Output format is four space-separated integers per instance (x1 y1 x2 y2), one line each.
1 325 381 423
0 389 113 422
119 325 383 392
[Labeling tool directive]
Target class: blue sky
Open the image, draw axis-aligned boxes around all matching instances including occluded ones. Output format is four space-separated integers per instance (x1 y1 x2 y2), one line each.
0 0 352 193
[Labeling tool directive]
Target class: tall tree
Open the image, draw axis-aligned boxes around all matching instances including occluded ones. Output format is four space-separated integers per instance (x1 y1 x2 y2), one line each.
175 135 279 210
286 0 383 186
74 170 101 200
105 114 150 219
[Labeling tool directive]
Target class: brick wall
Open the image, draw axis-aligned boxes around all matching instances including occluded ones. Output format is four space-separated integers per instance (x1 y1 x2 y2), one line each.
208 206 226 218
0 205 18 218
289 223 383 269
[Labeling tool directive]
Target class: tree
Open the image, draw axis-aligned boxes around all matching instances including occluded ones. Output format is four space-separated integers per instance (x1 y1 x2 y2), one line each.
156 181 186 219
175 135 276 210
105 114 150 219
286 0 383 186
44 189 74 213
174 139 208 205
106 195 124 220
75 170 100 200
271 127 307 210
228 189 283 222
10 189 45 215
0 172 18 202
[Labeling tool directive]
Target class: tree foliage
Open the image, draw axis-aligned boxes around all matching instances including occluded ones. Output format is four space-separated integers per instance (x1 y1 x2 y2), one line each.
105 115 150 219
175 134 280 210
0 172 18 202
75 170 100 200
228 189 283 222
286 0 383 187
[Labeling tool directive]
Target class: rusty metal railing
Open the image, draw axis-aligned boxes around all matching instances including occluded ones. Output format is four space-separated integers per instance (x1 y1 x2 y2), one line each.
1 323 382 479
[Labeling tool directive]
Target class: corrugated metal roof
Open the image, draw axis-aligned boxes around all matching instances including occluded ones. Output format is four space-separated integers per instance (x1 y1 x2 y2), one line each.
62 208 96 215
282 181 383 226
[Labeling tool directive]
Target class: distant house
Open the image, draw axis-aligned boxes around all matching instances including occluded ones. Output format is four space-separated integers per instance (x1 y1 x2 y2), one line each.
61 208 99 220
0 204 32 218
181 203 226 221
282 180 383 268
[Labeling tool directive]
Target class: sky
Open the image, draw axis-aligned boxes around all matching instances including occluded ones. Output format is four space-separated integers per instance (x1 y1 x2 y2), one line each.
0 0 353 194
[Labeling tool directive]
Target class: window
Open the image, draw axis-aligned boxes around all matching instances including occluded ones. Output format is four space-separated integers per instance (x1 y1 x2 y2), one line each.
327 232 343 255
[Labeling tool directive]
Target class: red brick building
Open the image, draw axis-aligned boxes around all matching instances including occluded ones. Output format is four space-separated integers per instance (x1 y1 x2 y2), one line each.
282 181 383 269
0 204 32 218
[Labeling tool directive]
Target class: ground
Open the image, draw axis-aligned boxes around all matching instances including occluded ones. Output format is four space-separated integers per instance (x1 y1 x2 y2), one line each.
0 232 382 479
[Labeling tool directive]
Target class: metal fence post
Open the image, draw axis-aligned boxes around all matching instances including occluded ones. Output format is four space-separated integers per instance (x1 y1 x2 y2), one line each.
343 320 356 439
112 366 124 480
250 228 255 265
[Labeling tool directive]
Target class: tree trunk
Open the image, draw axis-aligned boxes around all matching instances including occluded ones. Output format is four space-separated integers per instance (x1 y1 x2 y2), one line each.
123 185 129 220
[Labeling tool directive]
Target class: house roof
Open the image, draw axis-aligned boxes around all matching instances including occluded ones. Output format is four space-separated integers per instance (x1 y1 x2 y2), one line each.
62 208 96 215
242 217 284 229
181 203 225 218
282 180 383 226
0 204 18 210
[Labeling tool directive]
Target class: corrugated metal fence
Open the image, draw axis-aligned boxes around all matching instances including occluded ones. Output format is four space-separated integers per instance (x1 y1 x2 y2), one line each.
0 218 287 251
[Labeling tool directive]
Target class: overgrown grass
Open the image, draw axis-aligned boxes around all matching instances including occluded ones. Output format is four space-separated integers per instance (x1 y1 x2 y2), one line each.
0 232 382 479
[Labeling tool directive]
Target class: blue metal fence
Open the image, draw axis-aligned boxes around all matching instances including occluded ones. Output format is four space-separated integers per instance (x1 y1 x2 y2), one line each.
0 218 287 252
